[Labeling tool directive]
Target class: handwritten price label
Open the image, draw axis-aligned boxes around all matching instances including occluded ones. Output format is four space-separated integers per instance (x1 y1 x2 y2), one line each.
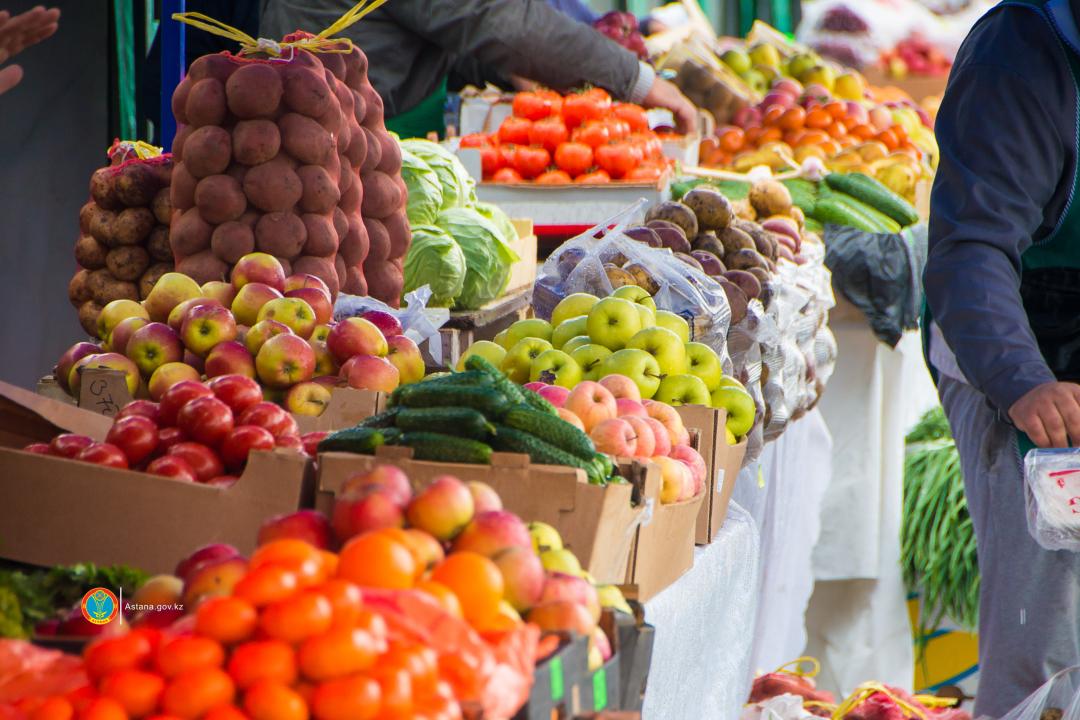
78 368 132 417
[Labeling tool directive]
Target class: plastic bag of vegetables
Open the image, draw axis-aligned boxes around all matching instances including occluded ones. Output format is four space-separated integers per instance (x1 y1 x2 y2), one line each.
401 139 477 211
401 146 444 226
402 224 467 308
437 207 519 310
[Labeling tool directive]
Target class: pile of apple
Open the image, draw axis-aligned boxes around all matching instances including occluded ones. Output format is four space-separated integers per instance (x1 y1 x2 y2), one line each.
23 374 326 484
457 287 756 444
55 251 426 417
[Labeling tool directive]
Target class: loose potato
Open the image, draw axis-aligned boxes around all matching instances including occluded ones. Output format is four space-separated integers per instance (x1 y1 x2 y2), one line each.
645 219 688 252
342 265 367 296
139 263 172 299
78 300 103 336
114 163 159 207
171 125 192 158
363 217 390 264
89 167 121 210
691 231 725 260
748 180 792 218
195 174 247 224
185 77 227 128
170 208 213 257
278 113 334 165
732 198 757 221
375 131 402 175
645 201 698 239
79 202 98 235
360 171 402 220
624 226 661 247
718 226 755 256
227 163 248 189
183 126 232 178
683 186 733 231
147 226 172 261
359 83 385 129
292 255 339 297
363 258 403 307
112 208 156 246
243 158 303 213
75 235 108 269
339 178 362 214
726 248 768 272
106 246 151 281
96 276 139 304
279 257 293 277
723 269 762 300
152 187 172 225
282 65 333 118
383 211 411 259
675 252 704 273
176 251 228 284
338 216 369 265
211 221 256 263
69 269 93 306
226 63 283 119
343 122 367 169
333 207 349 241
301 213 339 257
360 127 382 173
232 119 281 166
624 262 660 294
255 211 306 259
171 77 193 125
188 53 238 84
89 208 117 245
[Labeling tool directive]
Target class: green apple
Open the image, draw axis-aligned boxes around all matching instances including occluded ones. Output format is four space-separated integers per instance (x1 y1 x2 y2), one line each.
598 348 662 399
501 337 552 383
551 315 588 349
561 335 593 354
685 342 722 391
505 318 553 347
457 340 506 372
721 48 752 75
494 329 512 349
635 304 656 329
612 285 657 313
570 344 613 381
529 349 583 388
716 375 746 392
552 293 599 327
711 385 756 437
656 310 690 343
586 297 642 351
654 374 711 407
626 327 687 376
725 427 737 444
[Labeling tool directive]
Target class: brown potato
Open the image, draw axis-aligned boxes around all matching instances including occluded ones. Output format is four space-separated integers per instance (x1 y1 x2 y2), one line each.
176 251 228 284
74 234 108 269
147 156 173 187
89 167 121 210
89 208 117 245
292 255 339 297
170 163 197 212
359 84 385 129
139 262 172 299
171 125 192 158
363 216 390 264
342 265 367 296
334 254 348 290
363 258 403 307
183 126 232 178
170 207 213 257
279 257 293 277
238 210 260 229
211 221 255 264
69 269 93 307
244 158 303 212
152 187 172 225
718 226 755 256
338 216 369 266
338 158 354 194
279 113 334 165
723 269 762 300
333 207 349 241
255 211 306 259
79 202 98 234
112 207 156 246
106 246 151 281
185 77 227 128
171 76 193 126
113 163 160 207
282 64 333 118
624 262 660 294
301 214 338 257
339 178 361 214
718 279 748 325
382 211 411 260
321 52 347 82
232 119 281 166
78 300 103 337
297 165 341 214
195 174 247 225
360 127 382 173
334 79 354 117
342 122 367 169
726 248 768 272
375 132 402 175
96 276 139 304
86 269 111 301
226 63 283 119
345 47 368 88
316 99 343 137
188 53 238 84
360 171 401 220
351 89 367 127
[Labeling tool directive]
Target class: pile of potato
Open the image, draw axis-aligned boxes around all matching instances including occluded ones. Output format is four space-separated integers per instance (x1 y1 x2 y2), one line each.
70 152 175 336
168 33 410 304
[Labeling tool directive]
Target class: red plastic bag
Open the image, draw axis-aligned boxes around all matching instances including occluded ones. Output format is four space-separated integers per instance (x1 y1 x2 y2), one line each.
0 640 87 704
750 657 836 707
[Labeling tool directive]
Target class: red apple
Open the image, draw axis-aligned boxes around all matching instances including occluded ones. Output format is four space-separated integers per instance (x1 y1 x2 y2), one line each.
204 340 256 379
207 374 263 415
258 509 333 549
219 424 276 470
116 399 160 424
174 543 242 582
168 297 222 332
275 434 304 453
301 431 329 457
76 442 129 469
284 273 331 296
147 455 198 482
285 381 332 416
157 426 188 453
285 288 332 326
239 401 298 439
309 339 338 377
55 342 101 393
106 415 159 466
359 310 403 337
201 281 237 307
231 282 284 327
255 334 316 388
245 319 293 356
232 252 286 292
341 466 413 507
159 380 214 427
183 349 205 375
385 335 424 385
108 316 150 357
23 442 52 454
49 433 94 458
342 354 399 392
181 303 238 357
167 442 224 483
147 362 202 402
332 485 404 542
326 317 388 363
257 297 317 340
176 395 234 446
205 475 239 488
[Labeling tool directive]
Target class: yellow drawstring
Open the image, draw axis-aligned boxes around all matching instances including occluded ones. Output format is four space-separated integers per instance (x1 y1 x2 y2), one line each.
773 656 821 679
832 683 928 720
108 139 163 161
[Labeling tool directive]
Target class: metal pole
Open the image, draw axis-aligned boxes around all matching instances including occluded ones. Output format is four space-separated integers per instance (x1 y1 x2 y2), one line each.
160 0 185 150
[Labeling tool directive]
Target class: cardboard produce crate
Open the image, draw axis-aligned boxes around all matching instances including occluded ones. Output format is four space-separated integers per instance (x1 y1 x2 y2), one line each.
292 387 384 434
317 447 647 584
674 405 748 544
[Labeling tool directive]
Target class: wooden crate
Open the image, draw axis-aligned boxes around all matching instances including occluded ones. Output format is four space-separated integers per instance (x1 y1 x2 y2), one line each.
420 286 532 370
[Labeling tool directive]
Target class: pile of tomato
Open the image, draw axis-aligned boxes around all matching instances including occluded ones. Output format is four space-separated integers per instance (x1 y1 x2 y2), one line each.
461 88 673 184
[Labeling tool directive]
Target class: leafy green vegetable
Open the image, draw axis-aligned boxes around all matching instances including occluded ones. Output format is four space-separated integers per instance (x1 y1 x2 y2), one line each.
402 224 467 307
437 207 519 310
474 202 519 247
400 146 443 227
401 139 476 211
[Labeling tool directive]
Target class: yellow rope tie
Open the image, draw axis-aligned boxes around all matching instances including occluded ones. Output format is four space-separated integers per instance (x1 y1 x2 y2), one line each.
773 656 822 679
831 683 928 720
108 140 164 161
171 0 390 58
913 694 959 709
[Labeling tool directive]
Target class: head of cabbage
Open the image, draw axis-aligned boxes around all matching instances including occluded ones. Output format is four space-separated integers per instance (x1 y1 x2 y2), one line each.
474 202 518 247
436 207 519 310
402 224 467 308
400 146 443 226
401 139 476 211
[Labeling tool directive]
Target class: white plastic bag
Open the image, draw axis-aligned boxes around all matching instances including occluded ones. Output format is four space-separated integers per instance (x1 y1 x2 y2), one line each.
1024 449 1080 552
740 694 818 720
333 287 451 364
988 666 1080 720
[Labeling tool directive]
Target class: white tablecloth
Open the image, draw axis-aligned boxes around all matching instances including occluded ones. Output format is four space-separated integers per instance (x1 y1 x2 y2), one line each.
642 502 761 720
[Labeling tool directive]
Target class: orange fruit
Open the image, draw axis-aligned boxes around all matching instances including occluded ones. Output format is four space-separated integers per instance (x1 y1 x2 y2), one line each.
778 107 805 131
260 591 333 643
337 534 416 590
250 540 327 585
742 126 764 147
196 596 258 645
160 667 234 719
313 579 363 628
381 645 438 698
796 129 830 147
805 108 832 129
233 566 299 607
318 552 338 578
761 105 785 127
311 676 380 720
825 101 847 120
376 528 443 578
782 130 805 147
243 682 308 720
827 122 847 139
203 707 248 720
717 126 745 154
758 127 783 144
369 666 412 719
228 641 298 689
819 139 841 157
851 124 875 140
876 128 899 151
79 698 128 720
65 687 99 714
298 627 380 682
100 670 165 718
414 580 463 619
32 697 74 720
155 636 224 678
84 634 154 680
430 552 503 626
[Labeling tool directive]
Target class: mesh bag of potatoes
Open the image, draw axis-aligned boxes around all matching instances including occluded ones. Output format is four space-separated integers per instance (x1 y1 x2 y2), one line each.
168 10 409 306
70 140 175 336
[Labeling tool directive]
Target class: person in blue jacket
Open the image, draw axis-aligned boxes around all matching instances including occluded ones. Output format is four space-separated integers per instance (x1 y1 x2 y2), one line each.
925 0 1080 715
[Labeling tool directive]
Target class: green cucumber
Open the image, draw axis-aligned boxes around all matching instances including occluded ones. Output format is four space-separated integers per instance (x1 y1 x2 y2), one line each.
520 387 559 416
824 172 919 226
392 383 510 418
491 424 596 476
357 407 400 428
464 355 528 407
502 407 595 461
318 426 402 454
394 406 495 439
810 197 879 233
399 432 493 464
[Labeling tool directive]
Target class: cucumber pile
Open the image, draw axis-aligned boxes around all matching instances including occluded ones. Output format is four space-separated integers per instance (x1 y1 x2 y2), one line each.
784 172 919 234
317 356 617 485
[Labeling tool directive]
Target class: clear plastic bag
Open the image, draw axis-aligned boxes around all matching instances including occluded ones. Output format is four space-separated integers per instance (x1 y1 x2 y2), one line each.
1024 448 1080 552
334 286 451 364
740 694 820 720
989 666 1080 720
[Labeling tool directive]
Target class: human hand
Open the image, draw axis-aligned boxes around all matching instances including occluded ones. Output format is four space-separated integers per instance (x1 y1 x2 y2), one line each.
642 76 697 134
645 18 669 35
1009 381 1080 448
0 6 60 96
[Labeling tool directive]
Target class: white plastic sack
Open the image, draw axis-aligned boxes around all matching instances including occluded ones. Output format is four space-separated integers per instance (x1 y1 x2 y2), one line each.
333 287 451 364
740 694 818 720
987 666 1080 720
1024 448 1080 552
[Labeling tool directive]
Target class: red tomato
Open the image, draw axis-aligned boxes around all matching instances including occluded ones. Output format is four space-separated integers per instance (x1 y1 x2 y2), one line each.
562 92 607 129
106 415 160 466
512 146 551 179
527 117 568 155
177 396 234 447
624 163 664 182
147 455 198 482
479 146 503 177
554 142 594 177
76 442 129 469
535 170 572 184
167 442 225 483
492 167 523 183
207 375 263 415
458 133 490 148
116 400 160 425
629 132 663 162
159 381 214 427
612 103 650 132
606 119 631 141
157 426 188 453
239 402 298 439
511 91 553 121
538 89 563 116
595 142 642 179
497 116 532 146
49 433 94 458
220 425 276 470
575 170 611 184
572 121 611 149
301 431 329 457
586 87 612 107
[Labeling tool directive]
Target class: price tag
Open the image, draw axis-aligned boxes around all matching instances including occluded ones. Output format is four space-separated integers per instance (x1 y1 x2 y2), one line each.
549 656 564 702
715 468 726 494
592 667 608 711
78 367 131 418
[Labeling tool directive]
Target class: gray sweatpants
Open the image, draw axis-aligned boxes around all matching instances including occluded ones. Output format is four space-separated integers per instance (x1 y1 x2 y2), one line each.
938 377 1080 717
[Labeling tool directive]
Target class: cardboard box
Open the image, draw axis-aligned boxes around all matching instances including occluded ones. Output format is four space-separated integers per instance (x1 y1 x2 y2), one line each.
0 380 112 449
421 287 532 371
506 218 538 296
674 405 746 544
292 387 384 434
316 447 646 584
